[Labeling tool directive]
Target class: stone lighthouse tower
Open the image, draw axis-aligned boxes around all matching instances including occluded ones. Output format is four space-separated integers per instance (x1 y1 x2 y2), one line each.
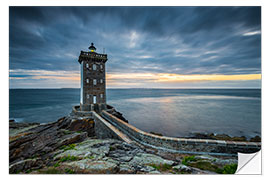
78 43 108 112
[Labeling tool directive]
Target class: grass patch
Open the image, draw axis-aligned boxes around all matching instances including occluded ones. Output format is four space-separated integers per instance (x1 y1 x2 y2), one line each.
182 155 219 172
14 170 21 174
59 155 79 162
216 164 237 174
25 169 32 174
65 168 75 174
54 162 60 167
60 144 77 151
86 156 94 159
182 155 196 165
83 156 94 160
43 168 61 174
188 161 218 172
182 155 237 174
149 163 173 171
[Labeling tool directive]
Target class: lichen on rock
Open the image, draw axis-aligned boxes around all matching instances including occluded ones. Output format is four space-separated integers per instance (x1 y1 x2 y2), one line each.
9 118 239 174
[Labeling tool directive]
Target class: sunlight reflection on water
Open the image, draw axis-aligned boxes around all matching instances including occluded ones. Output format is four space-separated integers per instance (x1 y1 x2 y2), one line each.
10 89 261 138
109 95 261 138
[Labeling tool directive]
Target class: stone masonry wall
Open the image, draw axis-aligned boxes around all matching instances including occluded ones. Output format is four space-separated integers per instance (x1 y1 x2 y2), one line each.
101 110 261 155
93 111 129 142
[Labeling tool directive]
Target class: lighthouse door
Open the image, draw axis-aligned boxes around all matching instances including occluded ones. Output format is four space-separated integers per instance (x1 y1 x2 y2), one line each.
93 95 97 104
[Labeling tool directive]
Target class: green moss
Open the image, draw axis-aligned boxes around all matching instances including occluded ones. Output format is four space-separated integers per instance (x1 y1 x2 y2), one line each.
149 163 173 171
182 155 219 172
62 130 73 135
216 164 237 174
83 156 94 160
59 155 79 162
60 144 77 151
14 170 21 174
43 168 61 174
109 146 116 151
162 164 173 171
88 156 94 159
181 155 237 174
188 161 218 172
54 162 60 167
65 168 75 174
149 164 160 170
25 169 32 174
182 155 196 165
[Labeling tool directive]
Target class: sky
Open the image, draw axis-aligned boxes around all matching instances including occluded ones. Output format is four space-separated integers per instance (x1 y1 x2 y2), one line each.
9 6 261 89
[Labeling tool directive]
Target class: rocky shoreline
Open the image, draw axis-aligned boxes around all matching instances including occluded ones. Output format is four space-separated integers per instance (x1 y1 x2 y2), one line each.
9 117 239 174
149 131 261 142
186 132 261 142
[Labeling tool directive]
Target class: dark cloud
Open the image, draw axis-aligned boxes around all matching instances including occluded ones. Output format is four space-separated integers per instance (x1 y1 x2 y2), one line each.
9 6 261 76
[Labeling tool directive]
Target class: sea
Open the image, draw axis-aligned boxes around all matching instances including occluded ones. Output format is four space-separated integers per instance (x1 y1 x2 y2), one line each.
9 88 261 138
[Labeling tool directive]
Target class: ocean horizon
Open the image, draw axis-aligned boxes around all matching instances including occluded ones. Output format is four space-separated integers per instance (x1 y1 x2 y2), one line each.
9 88 261 139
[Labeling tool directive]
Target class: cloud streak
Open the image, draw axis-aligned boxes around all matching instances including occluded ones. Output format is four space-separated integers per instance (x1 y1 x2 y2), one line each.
9 6 261 88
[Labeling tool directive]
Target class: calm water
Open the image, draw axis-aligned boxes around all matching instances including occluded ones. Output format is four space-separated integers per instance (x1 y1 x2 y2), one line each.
9 89 261 138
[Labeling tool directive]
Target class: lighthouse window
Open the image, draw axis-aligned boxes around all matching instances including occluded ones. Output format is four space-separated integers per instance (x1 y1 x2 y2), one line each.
100 64 103 69
93 95 97 104
86 79 89 83
93 64 97 70
100 94 103 99
86 63 89 68
93 79 97 85
86 94 89 99
100 79 103 83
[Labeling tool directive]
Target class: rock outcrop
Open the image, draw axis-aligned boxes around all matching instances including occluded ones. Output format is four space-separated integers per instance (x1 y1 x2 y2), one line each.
9 116 94 172
9 118 238 174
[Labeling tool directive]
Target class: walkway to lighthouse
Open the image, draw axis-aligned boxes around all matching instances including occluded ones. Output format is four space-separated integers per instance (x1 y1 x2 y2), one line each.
92 111 133 144
72 105 261 156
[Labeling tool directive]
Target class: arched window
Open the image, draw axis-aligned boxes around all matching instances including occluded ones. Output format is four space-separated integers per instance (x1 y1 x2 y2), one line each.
86 79 89 83
86 94 89 99
86 63 89 68
93 79 97 85
100 79 103 83
93 64 96 70
100 64 103 69
100 94 103 99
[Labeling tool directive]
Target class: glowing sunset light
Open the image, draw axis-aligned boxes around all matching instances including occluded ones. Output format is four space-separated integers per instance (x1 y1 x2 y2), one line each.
32 76 80 81
9 69 261 88
107 73 261 83
157 73 261 82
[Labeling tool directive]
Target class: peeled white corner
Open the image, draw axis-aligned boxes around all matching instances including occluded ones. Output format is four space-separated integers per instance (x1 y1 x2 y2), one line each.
235 150 261 174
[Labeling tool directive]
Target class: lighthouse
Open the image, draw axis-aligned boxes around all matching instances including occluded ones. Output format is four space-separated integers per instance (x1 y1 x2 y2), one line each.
78 43 108 112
